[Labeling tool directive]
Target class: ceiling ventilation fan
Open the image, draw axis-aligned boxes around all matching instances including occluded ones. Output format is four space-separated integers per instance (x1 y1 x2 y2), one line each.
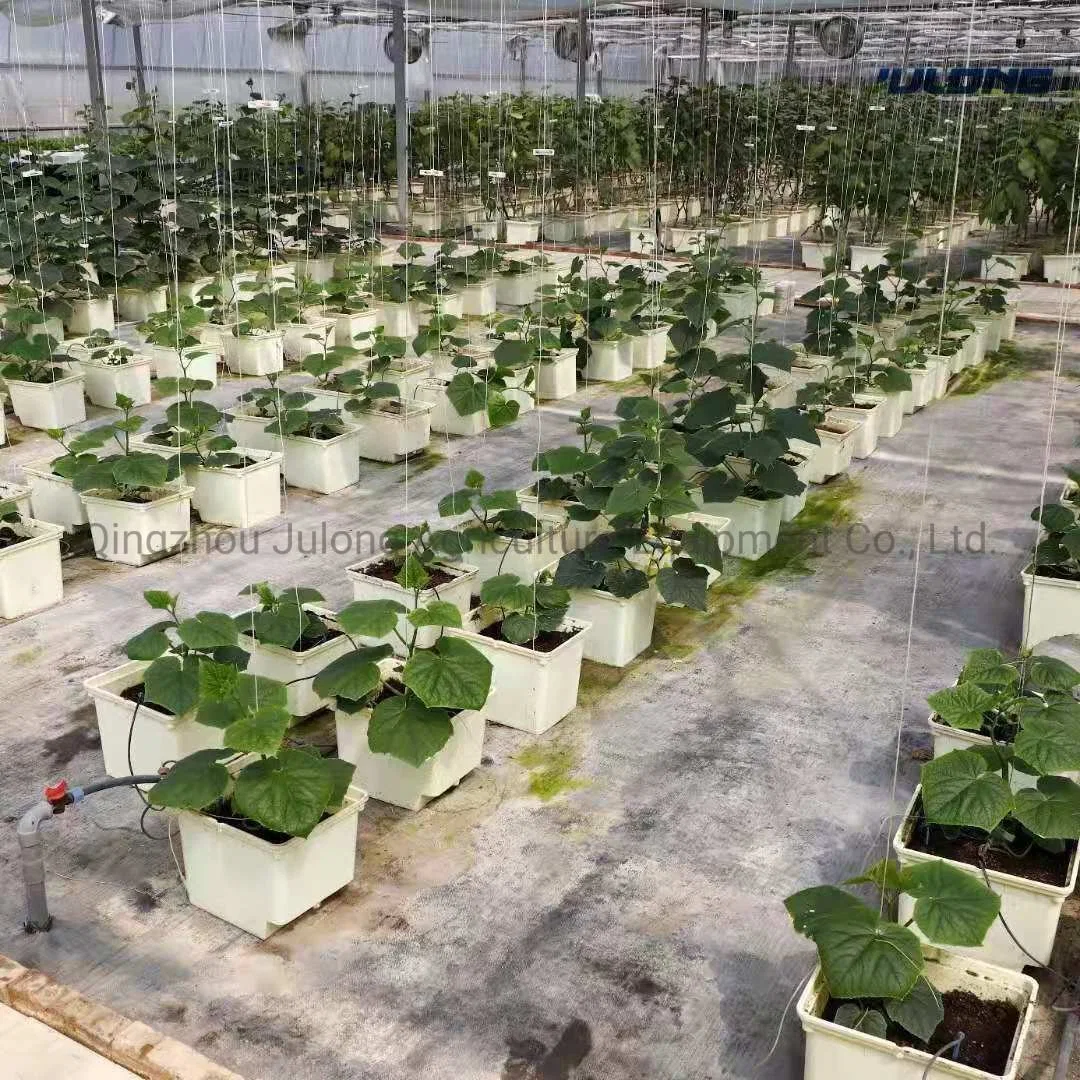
817 15 864 60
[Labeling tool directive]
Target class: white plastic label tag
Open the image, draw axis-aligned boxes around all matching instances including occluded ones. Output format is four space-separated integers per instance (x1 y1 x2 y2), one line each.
532 148 554 157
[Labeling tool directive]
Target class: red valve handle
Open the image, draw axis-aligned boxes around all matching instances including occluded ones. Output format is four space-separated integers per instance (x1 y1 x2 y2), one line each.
44 780 68 802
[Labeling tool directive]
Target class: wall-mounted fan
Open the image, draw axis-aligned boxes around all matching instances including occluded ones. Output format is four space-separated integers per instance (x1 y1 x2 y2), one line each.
554 23 592 63
817 16 863 60
506 34 529 62
383 26 426 64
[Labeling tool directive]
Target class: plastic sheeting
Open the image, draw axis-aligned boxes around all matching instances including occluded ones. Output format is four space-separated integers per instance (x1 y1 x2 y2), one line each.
0 0 231 27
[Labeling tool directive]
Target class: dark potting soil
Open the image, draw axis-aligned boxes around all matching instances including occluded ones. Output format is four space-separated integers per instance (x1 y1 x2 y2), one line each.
0 525 26 550
479 618 577 653
824 990 1020 1076
224 456 261 470
118 491 163 505
1031 563 1080 583
146 432 185 447
743 484 783 502
818 423 849 435
204 799 329 846
909 809 1074 887
362 557 456 589
120 683 175 716
292 625 343 653
853 401 878 410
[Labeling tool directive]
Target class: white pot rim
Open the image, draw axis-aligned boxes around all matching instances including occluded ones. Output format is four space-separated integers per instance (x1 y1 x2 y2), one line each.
80 354 152 370
280 423 362 449
83 658 189 728
80 484 194 509
7 372 85 390
893 786 1080 898
1021 567 1080 591
236 604 347 664
453 612 592 662
346 554 477 591
191 449 282 475
0 516 63 557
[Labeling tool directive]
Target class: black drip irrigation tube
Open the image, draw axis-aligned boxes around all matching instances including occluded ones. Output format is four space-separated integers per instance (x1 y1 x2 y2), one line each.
18 774 162 932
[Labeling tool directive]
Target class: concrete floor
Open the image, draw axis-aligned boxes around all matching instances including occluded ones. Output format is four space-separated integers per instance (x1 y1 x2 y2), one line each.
0 313 1077 1079
0 1005 139 1079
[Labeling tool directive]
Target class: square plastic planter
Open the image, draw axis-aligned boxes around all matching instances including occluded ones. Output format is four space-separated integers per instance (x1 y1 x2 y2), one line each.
583 339 633 382
894 788 1080 971
797 947 1037 1080
346 555 478 654
222 331 285 376
84 659 225 778
178 787 363 938
804 419 857 483
386 358 433 400
449 517 569 584
66 297 115 336
461 280 498 317
280 426 363 494
496 271 541 307
82 485 193 566
908 366 936 411
350 399 433 463
116 286 167 323
827 403 880 459
76 356 153 409
227 411 286 454
415 378 489 437
23 459 88 532
849 243 890 271
693 492 783 561
283 318 335 363
516 486 605 553
336 705 485 811
237 606 354 718
379 300 420 339
1021 569 1080 648
504 219 540 244
537 350 579 400
0 518 63 619
448 613 591 734
7 374 86 430
146 344 219 385
801 240 841 270
567 584 658 667
332 309 379 348
0 481 31 519
631 327 669 370
188 450 282 528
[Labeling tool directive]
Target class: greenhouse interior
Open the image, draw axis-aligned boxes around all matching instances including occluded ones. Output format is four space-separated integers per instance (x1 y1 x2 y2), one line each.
6 0 1080 1077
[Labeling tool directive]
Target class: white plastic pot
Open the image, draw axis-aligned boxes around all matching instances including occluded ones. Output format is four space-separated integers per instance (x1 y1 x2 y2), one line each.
332 309 379 348
542 215 586 243
346 555 478 654
237 606 354 717
352 400 432 463
336 705 485 811
927 355 951 400
982 254 1029 281
379 301 420 338
65 296 115 336
223 331 285 376
84 659 224 778
537 350 579 400
188 451 282 528
805 420 857 483
631 327 669 370
0 481 31 519
504 219 540 244
876 391 905 437
1003 306 1018 340
849 243 890 271
471 220 501 242
567 584 658 668
908 367 936 411
23 459 88 531
801 240 840 270
386 359 433 400
146 344 219 385
291 254 339 284
227 411 285 454
763 377 798 410
895 789 1080 970
415 378 489 437
81 485 193 566
972 315 1004 354
461 280 498 317
283 318 335 363
0 518 63 619
780 455 812 523
448 613 590 735
516 486 605 552
280 426 363 493
420 293 464 322
449 517 568 584
178 787 363 938
496 271 540 307
6 374 86 430
116 286 168 323
788 358 833 391
693 492 783 561
797 947 1037 1080
583 339 632 382
827 402 881 459
77 356 153 409
1021 569 1080 648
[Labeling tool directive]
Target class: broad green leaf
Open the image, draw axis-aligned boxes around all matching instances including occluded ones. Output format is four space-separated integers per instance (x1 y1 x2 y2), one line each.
1011 776 1080 840
235 673 289 712
368 693 454 766
900 859 1000 946
311 648 389 702
148 748 233 811
920 749 1013 832
143 590 175 611
1028 655 1080 693
144 654 200 715
656 560 708 611
605 478 653 517
785 886 867 936
403 636 492 711
199 659 240 702
833 1005 887 1040
233 749 334 838
125 621 172 661
439 487 476 516
445 372 487 416
534 445 594 476
196 697 242 730
407 601 463 629
844 858 904 892
961 650 1015 687
604 565 650 598
1038 503 1075 533
884 978 944 1043
680 521 724 572
756 462 804 497
554 550 606 590
481 574 535 612
112 452 169 491
321 756 356 809
224 704 291 756
336 599 407 638
812 907 923 1000
927 683 995 732
1013 711 1080 775
751 340 796 371
177 611 238 650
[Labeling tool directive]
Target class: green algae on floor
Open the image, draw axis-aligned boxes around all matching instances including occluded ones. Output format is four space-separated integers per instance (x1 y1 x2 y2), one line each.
948 342 1056 396
395 449 446 481
514 741 589 801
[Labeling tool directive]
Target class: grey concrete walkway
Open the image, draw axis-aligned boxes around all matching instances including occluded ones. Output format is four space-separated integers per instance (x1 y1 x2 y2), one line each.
0 319 1076 1080
0 1004 139 1078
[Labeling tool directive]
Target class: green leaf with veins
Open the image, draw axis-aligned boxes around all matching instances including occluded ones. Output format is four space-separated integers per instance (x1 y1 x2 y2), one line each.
144 654 200 715
336 599 407 638
224 704 291 756
177 611 238 650
1028 655 1080 693
920 749 1013 832
927 683 995 732
311 646 390 702
884 978 944 1043
403 636 492 711
233 749 335 837
1013 710 1080 775
148 749 233 811
407 601 463 629
899 859 1000 946
833 1005 888 1039
125 621 173 661
656 560 708 611
844 858 904 892
368 693 454 766
1011 776 1080 840
199 660 240 701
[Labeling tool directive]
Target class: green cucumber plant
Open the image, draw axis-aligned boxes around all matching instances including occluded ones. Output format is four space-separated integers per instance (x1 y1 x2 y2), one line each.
44 421 118 479
477 571 571 645
67 329 138 367
137 300 211 355
236 583 336 651
375 520 471 591
237 379 347 441
0 327 68 384
311 598 493 767
438 470 543 550
786 856 1000 1043
1030 490 1080 582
